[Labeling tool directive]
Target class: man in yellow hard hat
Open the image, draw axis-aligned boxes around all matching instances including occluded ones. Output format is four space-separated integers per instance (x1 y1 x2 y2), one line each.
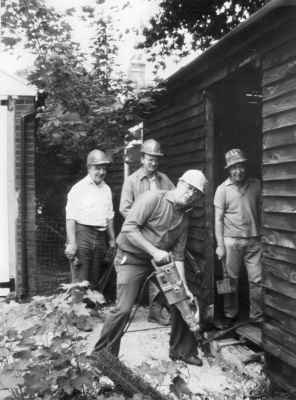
95 169 207 366
214 149 263 328
120 139 175 326
65 150 116 313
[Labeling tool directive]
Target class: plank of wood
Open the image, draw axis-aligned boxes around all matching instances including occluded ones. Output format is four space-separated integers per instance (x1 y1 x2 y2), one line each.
263 257 296 284
262 36 296 71
263 90 296 118
261 228 296 250
263 75 296 103
264 272 296 300
262 180 296 196
263 126 296 149
266 370 296 395
263 336 296 369
146 115 205 138
262 212 296 232
167 138 205 157
263 323 296 353
262 163 296 180
168 138 205 155
264 293 296 319
167 126 205 143
263 108 296 132
263 59 296 86
170 151 205 165
263 243 296 264
145 92 204 125
262 197 296 213
264 306 296 335
263 144 296 164
235 323 262 346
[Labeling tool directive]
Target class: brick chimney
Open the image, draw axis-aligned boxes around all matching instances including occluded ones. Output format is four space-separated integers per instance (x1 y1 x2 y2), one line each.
128 54 146 87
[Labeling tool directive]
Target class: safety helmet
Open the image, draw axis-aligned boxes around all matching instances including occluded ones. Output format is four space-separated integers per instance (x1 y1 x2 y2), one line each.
179 170 207 193
87 149 110 165
141 139 163 157
224 148 247 169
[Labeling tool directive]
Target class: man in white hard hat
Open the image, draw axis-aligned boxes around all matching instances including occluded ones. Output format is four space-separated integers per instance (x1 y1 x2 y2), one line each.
65 150 116 314
120 139 175 326
94 169 207 366
214 149 263 328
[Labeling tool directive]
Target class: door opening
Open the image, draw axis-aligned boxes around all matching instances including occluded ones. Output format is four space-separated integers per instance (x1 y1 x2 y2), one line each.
212 64 263 321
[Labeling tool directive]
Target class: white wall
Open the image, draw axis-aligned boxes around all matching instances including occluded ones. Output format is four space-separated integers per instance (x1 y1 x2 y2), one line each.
0 105 10 293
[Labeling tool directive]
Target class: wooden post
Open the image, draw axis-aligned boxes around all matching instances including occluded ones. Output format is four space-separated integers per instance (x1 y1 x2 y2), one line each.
204 91 215 318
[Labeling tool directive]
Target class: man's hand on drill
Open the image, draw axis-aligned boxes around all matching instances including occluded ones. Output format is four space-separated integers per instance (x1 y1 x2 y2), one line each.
152 249 171 266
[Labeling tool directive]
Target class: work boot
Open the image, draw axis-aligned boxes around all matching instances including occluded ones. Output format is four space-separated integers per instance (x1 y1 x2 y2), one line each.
148 312 170 326
170 354 203 367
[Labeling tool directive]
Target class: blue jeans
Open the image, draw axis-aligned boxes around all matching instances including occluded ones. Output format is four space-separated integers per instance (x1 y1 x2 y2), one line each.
223 237 263 320
70 224 107 290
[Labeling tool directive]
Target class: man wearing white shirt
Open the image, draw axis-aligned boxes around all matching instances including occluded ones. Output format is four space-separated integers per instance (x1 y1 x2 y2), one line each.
65 149 116 300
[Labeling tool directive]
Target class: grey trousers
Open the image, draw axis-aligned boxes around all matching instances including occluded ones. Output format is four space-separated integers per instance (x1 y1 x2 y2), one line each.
223 237 263 320
70 224 107 289
94 250 198 358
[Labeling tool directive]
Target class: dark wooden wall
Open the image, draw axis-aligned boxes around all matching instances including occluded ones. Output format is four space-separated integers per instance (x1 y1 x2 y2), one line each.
144 86 214 317
260 16 296 389
144 3 296 390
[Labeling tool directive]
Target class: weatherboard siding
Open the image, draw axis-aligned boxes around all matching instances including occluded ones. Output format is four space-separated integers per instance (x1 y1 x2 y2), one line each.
261 19 296 384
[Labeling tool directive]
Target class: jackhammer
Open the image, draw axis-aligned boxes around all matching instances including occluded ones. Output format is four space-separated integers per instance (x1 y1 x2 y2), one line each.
151 258 202 341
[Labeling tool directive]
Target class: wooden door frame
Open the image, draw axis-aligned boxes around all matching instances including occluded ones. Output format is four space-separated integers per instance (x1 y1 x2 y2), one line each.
204 90 215 311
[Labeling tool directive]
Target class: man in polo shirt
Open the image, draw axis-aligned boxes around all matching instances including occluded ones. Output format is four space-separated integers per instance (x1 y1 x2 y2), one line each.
65 149 116 303
214 148 263 327
94 169 207 366
120 139 175 326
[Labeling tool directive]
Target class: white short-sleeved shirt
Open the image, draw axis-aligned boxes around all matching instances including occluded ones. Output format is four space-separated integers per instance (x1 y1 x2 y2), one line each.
214 177 261 238
66 174 114 227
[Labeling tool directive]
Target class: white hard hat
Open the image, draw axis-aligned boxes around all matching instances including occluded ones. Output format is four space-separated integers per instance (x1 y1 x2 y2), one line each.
179 170 207 193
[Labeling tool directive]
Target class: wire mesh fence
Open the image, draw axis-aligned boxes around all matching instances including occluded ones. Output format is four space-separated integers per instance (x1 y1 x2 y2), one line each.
36 219 69 274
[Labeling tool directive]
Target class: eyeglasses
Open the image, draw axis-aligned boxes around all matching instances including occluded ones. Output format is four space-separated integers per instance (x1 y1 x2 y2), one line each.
180 181 203 197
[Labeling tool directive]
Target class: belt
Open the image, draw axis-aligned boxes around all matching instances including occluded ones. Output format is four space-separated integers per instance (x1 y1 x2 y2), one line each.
77 223 106 231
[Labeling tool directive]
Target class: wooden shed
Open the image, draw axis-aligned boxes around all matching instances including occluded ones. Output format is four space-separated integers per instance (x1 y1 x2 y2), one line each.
142 0 296 391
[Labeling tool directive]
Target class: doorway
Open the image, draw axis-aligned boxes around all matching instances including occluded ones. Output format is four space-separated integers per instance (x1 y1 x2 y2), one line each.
212 64 263 320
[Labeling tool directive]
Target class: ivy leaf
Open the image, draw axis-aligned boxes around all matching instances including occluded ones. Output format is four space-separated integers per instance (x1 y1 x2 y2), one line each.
0 370 24 389
72 303 90 317
0 347 10 358
12 349 33 359
57 376 74 395
169 375 192 399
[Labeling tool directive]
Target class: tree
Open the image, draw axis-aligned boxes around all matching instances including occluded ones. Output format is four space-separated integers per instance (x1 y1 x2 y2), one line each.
1 0 163 221
138 0 265 66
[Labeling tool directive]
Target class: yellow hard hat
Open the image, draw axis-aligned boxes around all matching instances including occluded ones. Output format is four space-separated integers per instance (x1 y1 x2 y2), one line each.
141 139 163 156
87 149 110 165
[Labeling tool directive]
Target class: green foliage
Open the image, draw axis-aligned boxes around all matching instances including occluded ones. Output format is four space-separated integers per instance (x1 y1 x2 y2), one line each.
1 0 163 221
138 0 265 66
0 291 103 399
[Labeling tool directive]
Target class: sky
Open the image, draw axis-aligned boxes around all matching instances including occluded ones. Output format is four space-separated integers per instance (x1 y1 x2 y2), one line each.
0 0 197 82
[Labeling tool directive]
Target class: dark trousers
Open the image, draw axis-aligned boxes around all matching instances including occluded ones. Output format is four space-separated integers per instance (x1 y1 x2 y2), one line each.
71 224 107 289
94 250 198 358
